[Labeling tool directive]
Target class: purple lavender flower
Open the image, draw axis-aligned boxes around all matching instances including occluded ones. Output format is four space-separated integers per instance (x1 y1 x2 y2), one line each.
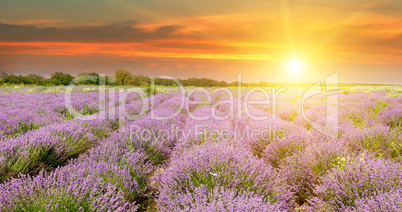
309 154 402 211
157 142 293 211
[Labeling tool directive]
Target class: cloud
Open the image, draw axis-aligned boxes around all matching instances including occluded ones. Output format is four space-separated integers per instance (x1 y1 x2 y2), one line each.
0 21 184 42
1 0 402 81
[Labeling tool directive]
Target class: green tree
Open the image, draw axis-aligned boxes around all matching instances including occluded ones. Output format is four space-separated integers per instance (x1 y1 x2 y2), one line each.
3 74 24 84
128 75 150 86
114 69 133 86
49 72 74 85
76 72 100 85
26 74 46 85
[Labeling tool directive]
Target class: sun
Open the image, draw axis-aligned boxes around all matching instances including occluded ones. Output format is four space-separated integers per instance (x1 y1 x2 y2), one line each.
287 59 303 74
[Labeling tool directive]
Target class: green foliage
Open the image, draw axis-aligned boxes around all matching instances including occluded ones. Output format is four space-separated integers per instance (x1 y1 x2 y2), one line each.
49 72 74 86
54 105 98 120
75 72 100 85
26 74 46 85
81 104 91 116
0 123 112 183
143 85 158 96
16 122 37 136
153 77 178 86
1 70 402 88
54 108 74 120
138 194 155 211
181 77 227 87
0 145 64 183
114 69 133 86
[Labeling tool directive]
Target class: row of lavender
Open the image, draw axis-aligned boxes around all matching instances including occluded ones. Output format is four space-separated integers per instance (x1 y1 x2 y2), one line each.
1 88 402 211
0 89 162 182
154 90 402 211
0 86 178 139
0 92 101 139
0 91 181 211
0 86 176 94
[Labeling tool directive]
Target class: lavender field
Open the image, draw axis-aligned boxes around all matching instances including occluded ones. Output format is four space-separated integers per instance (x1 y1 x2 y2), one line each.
0 86 402 211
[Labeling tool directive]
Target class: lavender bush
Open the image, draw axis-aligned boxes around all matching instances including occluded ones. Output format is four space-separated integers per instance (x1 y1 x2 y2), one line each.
157 142 293 211
0 119 118 182
0 87 401 211
278 141 349 204
0 166 138 211
308 154 402 211
0 92 101 139
354 188 402 211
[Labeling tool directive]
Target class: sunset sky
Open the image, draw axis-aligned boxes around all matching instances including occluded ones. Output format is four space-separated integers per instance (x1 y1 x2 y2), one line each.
1 0 402 83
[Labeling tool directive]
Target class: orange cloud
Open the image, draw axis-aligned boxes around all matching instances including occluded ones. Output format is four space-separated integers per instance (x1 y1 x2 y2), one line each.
1 6 402 67
0 41 277 61
176 64 187 68
147 63 160 68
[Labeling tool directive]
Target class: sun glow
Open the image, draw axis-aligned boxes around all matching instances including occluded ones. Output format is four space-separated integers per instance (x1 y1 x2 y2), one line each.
287 59 303 74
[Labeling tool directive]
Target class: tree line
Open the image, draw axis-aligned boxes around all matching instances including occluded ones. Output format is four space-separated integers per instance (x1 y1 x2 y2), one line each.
0 69 344 87
0 69 248 87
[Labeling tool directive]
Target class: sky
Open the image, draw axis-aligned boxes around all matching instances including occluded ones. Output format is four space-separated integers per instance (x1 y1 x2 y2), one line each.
0 0 402 83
